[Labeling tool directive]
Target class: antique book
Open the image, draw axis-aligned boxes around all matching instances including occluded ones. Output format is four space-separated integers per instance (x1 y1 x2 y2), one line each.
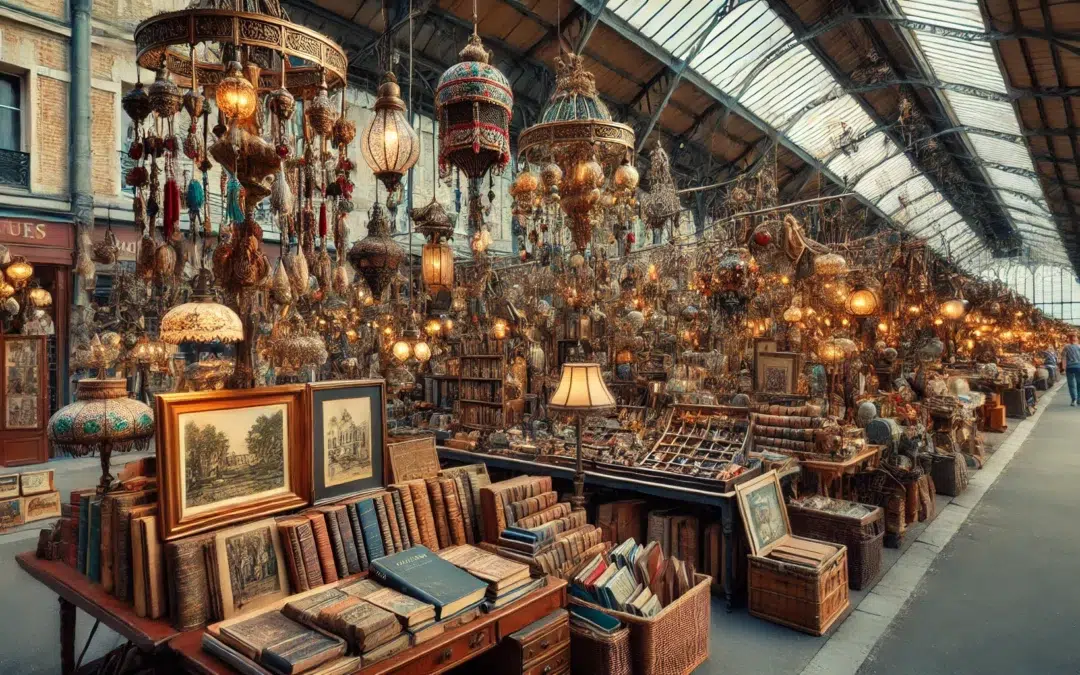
389 485 421 549
98 494 116 592
283 587 351 626
204 543 223 621
316 598 401 652
486 577 544 610
320 505 361 576
296 520 325 590
133 515 166 619
480 476 553 543
216 607 345 675
372 495 397 557
364 586 436 627
19 468 54 496
405 480 439 551
496 536 543 555
441 605 481 631
166 532 214 631
646 509 675 556
380 493 403 555
438 544 531 593
515 502 571 530
303 511 340 584
439 478 468 545
451 476 474 545
0 473 18 499
76 493 90 574
213 519 290 619
672 515 699 569
386 434 439 483
361 632 409 667
424 478 452 549
279 520 310 593
131 512 149 618
337 577 384 599
370 545 487 620
389 490 411 550
356 499 386 562
203 633 360 675
86 497 102 583
316 508 350 579
509 491 558 522
113 490 158 602
405 619 445 645
337 503 367 573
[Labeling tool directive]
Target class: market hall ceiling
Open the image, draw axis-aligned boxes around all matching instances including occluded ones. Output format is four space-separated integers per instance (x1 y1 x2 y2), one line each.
282 0 1080 273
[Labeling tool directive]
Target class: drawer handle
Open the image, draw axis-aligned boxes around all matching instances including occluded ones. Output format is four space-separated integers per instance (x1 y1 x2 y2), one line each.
542 667 553 674
438 648 453 664
469 632 485 649
539 639 550 649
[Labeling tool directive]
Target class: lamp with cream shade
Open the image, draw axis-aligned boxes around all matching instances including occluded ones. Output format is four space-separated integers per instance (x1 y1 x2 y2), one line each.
548 363 616 511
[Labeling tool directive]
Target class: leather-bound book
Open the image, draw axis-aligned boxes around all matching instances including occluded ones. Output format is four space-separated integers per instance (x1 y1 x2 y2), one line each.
279 520 309 593
132 514 166 619
320 505 361 575
112 490 157 601
86 498 102 583
451 476 475 545
390 485 420 548
370 546 487 621
296 519 325 589
203 543 223 622
315 509 349 579
303 511 339 584
465 472 489 543
355 499 385 562
215 608 346 675
515 502 571 529
362 632 410 666
380 493 403 554
438 478 467 545
166 532 214 631
389 490 411 550
480 476 553 543
316 597 401 652
99 494 115 592
406 480 439 551
337 502 368 572
372 496 396 556
425 478 452 550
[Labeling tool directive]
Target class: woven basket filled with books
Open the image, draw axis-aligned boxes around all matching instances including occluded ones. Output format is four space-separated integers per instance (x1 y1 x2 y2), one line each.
571 622 632 675
786 498 884 590
569 573 711 675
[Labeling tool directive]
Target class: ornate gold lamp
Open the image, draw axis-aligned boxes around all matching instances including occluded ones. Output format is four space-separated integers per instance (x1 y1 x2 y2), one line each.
361 73 420 198
548 363 616 511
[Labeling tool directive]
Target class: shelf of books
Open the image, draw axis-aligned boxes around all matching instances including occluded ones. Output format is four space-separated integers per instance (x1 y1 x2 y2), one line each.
458 338 524 431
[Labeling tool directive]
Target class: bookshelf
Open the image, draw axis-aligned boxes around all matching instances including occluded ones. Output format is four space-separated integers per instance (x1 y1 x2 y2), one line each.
457 337 524 430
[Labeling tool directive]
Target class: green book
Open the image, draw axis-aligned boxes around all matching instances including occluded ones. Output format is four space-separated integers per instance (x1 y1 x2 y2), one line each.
357 499 385 562
86 498 102 582
370 546 487 620
76 496 90 574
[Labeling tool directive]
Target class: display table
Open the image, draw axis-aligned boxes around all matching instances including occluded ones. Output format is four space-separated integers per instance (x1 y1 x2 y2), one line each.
15 552 179 675
799 445 882 499
438 446 798 609
170 576 568 675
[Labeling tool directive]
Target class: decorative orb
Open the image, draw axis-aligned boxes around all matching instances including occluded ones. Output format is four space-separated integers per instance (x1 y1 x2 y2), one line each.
752 229 772 247
492 318 509 340
814 252 847 276
540 163 562 190
425 318 442 336
215 61 256 121
267 87 296 121
413 340 431 363
856 401 878 427
512 169 539 195
5 256 34 285
613 162 639 191
940 298 969 321
121 83 151 125
28 287 52 308
626 310 645 332
392 339 412 362
847 287 879 317
0 281 14 300
569 254 585 269
147 68 182 118
883 347 898 361
569 159 604 190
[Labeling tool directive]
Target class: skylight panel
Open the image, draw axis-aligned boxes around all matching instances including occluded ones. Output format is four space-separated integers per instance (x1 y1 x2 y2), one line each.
659 0 727 58
915 35 1006 93
877 176 934 217
737 46 836 127
782 95 877 157
986 169 1043 198
854 151 919 203
968 135 1036 171
826 133 898 187
896 0 985 31
695 4 789 91
943 94 1022 136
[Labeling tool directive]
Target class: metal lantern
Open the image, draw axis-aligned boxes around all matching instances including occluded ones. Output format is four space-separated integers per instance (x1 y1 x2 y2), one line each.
847 286 879 317
347 202 404 300
361 72 420 196
215 61 257 121
411 197 456 294
436 32 513 179
147 68 182 118
940 297 970 321
160 288 244 344
4 255 33 286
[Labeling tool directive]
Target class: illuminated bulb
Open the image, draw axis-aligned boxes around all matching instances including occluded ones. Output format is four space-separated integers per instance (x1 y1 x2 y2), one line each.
425 318 442 336
781 275 790 285
392 339 411 362
492 318 509 340
878 322 888 332
412 340 431 362
443 318 454 331
908 305 921 315
384 326 393 336
934 318 944 326
841 318 850 327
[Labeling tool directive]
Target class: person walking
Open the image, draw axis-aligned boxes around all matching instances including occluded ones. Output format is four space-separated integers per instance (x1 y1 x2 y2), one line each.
1061 334 1080 405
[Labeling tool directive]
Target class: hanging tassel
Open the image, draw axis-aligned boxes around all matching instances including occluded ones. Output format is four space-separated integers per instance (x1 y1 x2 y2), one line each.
318 201 328 239
271 168 292 214
186 176 205 212
226 174 245 223
163 177 180 240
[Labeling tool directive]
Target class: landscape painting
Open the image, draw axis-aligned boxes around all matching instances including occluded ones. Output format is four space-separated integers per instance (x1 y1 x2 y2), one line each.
322 397 372 487
179 403 290 517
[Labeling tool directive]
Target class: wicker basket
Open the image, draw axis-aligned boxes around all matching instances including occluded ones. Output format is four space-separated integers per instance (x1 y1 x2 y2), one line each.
787 503 884 590
748 539 849 636
568 573 711 675
930 452 968 497
570 623 632 675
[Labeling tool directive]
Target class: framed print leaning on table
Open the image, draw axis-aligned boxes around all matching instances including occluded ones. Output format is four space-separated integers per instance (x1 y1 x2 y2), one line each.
308 379 387 504
155 385 311 541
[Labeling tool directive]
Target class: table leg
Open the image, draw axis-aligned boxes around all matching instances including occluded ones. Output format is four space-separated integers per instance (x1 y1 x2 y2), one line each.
59 596 75 675
721 501 735 613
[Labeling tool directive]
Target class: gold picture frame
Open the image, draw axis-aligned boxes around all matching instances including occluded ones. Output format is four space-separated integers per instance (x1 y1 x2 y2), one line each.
155 385 311 541
755 352 799 394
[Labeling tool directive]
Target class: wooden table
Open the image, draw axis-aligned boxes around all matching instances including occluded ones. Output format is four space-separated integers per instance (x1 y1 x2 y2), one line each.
799 446 882 499
171 576 568 675
15 552 179 675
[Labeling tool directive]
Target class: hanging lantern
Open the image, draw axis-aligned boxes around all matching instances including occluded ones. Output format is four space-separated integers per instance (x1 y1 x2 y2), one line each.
492 318 509 340
411 197 456 294
121 83 151 127
215 61 257 121
814 252 848 276
435 32 513 179
847 285 879 317
361 72 420 196
0 281 13 300
425 318 443 336
940 297 970 321
347 202 404 300
412 340 431 363
5 256 33 286
818 338 852 365
28 286 52 308
160 277 244 345
148 68 182 118
783 305 804 323
392 339 412 362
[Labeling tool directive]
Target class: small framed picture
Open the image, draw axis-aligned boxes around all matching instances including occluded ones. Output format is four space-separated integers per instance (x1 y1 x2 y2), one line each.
735 470 791 557
755 352 800 394
155 385 311 541
752 338 778 389
307 380 387 504
213 518 289 618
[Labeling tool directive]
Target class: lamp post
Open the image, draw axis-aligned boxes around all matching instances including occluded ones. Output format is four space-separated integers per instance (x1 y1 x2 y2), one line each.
547 363 616 511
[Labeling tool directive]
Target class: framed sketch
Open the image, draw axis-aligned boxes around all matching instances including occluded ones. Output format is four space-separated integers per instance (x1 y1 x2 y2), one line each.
156 385 311 541
2 336 45 430
755 352 799 394
213 518 289 618
752 338 778 389
308 380 387 504
735 471 791 557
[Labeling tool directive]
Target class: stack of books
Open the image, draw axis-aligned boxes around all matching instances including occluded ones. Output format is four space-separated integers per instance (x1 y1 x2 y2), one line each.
646 509 700 568
569 538 695 615
438 544 544 609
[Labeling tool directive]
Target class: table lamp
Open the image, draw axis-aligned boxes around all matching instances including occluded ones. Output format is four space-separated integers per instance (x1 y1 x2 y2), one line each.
548 363 616 511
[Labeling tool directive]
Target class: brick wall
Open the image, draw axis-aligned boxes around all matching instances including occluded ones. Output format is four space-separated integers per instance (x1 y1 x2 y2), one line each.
36 76 69 195
20 0 66 21
90 88 116 195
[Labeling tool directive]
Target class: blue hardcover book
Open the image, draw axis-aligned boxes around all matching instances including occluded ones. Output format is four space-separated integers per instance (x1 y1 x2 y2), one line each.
569 605 623 634
86 498 102 582
370 546 488 620
502 527 541 543
356 499 386 562
76 496 91 574
345 502 370 571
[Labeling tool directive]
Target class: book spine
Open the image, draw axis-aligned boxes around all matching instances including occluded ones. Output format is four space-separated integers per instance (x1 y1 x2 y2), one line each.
86 499 102 583
369 561 442 611
389 491 411 550
100 496 114 592
345 504 369 571
425 479 451 549
373 496 396 556
452 477 474 545
439 479 467 545
392 487 420 550
407 481 440 551
335 508 362 575
297 521 325 589
515 502 571 529
357 500 386 562
466 473 488 544
380 494 403 554
305 513 339 584
76 496 89 574
288 525 310 592
322 511 350 579
166 536 210 631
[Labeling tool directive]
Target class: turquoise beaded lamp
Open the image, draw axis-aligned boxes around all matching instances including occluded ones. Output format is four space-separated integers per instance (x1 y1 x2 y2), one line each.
47 379 154 490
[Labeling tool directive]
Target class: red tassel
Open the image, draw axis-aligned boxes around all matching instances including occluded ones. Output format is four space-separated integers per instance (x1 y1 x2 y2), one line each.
318 201 328 239
163 178 180 239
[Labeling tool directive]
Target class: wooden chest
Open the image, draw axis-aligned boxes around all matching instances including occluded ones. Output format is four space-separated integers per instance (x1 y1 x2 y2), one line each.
492 609 570 675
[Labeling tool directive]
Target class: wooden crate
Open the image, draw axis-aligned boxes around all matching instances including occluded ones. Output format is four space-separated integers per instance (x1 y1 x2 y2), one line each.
748 539 849 636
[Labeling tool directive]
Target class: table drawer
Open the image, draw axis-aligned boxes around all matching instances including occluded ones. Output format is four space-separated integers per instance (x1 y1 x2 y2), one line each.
388 623 495 675
521 622 570 667
523 643 570 675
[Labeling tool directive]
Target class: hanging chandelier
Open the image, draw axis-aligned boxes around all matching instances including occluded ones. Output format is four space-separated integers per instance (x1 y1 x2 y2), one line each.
361 73 420 198
517 53 635 252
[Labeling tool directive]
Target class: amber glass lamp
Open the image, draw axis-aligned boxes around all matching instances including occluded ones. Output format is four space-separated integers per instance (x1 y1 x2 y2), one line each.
548 363 616 511
5 256 34 286
847 286 879 317
215 61 257 121
28 285 52 308
361 72 420 196
940 297 970 321
422 242 454 293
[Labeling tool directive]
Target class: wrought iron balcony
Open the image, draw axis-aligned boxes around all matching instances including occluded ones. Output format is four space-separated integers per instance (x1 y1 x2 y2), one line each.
0 149 30 189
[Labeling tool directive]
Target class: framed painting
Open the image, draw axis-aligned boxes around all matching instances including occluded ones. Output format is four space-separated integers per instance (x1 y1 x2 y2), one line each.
213 518 289 618
156 385 311 541
735 470 791 557
307 379 387 504
752 338 778 389
2 335 45 430
755 352 799 394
